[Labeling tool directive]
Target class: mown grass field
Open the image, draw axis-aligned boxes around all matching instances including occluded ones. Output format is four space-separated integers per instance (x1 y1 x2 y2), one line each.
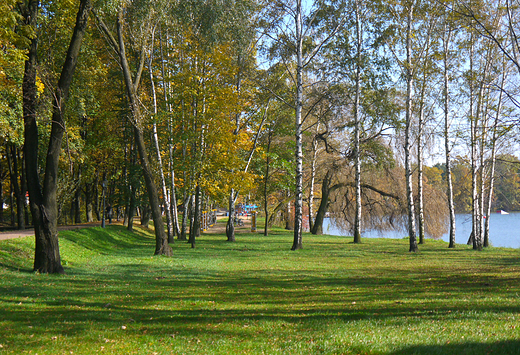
1 223 520 354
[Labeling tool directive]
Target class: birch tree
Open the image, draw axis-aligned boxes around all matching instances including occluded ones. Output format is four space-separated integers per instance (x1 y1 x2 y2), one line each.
261 0 344 250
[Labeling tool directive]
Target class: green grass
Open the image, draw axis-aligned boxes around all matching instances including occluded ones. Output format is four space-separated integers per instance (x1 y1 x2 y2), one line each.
1 223 520 354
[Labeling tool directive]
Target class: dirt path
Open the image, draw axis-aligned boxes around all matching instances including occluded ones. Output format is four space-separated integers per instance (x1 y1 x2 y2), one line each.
202 215 256 234
0 222 102 241
0 216 258 241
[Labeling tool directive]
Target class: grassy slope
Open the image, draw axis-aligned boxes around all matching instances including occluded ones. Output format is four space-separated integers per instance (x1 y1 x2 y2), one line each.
1 224 520 354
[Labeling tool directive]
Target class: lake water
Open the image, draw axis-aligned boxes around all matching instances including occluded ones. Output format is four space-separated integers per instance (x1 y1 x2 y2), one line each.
323 213 520 249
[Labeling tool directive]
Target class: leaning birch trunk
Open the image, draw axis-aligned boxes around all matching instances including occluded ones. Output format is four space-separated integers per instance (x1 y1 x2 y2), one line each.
159 28 181 238
292 0 304 250
353 0 362 244
478 41 497 248
148 39 174 244
484 66 506 247
468 38 479 248
471 41 491 251
405 1 418 252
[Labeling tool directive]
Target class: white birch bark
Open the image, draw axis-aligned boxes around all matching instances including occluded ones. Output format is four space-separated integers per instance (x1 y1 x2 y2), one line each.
405 0 418 252
292 0 304 250
353 0 362 244
443 23 456 248
148 30 174 243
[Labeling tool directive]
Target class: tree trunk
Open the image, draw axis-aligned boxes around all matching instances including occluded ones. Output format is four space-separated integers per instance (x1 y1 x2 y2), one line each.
292 0 304 251
443 23 456 249
108 10 171 255
127 184 136 231
264 127 273 237
311 171 332 235
170 163 181 237
405 1 418 252
140 204 151 228
311 170 343 235
0 162 4 223
9 185 15 227
23 0 92 274
417 93 425 245
226 189 236 242
159 27 181 239
484 66 506 247
189 186 201 248
308 135 318 234
179 193 189 241
353 0 362 244
7 144 25 230
148 40 174 244
85 183 93 222
73 167 82 224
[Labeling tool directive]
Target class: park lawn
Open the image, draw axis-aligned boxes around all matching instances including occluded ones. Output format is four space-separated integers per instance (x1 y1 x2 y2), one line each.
1 224 520 354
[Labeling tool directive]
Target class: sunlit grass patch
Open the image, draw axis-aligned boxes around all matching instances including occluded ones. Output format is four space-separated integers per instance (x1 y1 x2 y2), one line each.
1 225 520 354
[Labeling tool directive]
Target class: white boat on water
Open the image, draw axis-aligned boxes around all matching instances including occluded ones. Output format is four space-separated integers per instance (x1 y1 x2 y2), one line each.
497 210 509 215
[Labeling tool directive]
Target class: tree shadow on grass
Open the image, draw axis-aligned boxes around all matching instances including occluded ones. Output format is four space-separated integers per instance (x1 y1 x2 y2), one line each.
59 225 153 256
389 340 520 355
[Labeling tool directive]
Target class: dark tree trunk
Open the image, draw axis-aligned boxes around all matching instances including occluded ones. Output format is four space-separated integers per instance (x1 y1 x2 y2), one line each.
311 171 331 235
226 189 236 242
127 184 136 231
23 0 92 274
21 155 29 226
73 189 81 224
85 183 93 222
179 193 188 241
311 170 345 236
0 162 4 223
140 204 151 228
133 125 171 255
9 177 15 226
93 174 100 221
96 10 171 255
7 144 25 229
285 199 294 231
189 185 201 248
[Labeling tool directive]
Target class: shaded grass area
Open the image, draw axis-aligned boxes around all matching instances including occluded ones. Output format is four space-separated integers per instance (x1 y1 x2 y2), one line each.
1 225 520 354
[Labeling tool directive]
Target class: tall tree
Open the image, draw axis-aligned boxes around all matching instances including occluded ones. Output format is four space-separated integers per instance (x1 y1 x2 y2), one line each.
261 0 344 250
22 0 92 273
441 14 457 248
95 4 172 256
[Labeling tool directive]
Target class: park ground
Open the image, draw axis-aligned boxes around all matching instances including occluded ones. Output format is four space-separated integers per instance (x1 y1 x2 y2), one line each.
1 220 520 354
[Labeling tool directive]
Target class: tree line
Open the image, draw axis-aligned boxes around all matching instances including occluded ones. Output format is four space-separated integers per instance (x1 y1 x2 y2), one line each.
0 0 519 273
